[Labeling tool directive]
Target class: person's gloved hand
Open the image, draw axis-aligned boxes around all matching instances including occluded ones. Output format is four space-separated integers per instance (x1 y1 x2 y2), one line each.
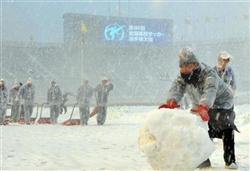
191 104 210 121
158 99 180 109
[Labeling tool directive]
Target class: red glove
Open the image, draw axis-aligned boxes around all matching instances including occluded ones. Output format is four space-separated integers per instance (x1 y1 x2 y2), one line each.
159 99 180 109
191 104 210 121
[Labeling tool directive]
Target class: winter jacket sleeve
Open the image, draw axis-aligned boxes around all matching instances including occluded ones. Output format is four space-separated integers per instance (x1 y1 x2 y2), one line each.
228 67 236 92
199 70 219 108
107 83 114 93
167 77 186 103
2 88 8 104
0 87 8 106
57 87 63 104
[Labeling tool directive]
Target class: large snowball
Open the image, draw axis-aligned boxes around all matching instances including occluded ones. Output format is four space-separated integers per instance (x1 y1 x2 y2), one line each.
138 109 215 171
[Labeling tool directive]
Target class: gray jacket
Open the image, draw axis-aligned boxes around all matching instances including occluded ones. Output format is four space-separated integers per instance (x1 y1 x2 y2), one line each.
0 86 8 109
9 86 20 105
76 85 93 107
167 63 234 109
18 84 35 105
214 65 236 92
95 83 114 107
47 85 62 106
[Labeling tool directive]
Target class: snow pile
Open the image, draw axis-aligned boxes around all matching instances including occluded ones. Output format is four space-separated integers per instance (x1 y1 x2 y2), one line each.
3 105 250 170
138 109 215 171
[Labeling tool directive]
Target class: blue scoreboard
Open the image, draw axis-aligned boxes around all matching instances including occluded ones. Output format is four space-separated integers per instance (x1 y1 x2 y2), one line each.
102 18 173 44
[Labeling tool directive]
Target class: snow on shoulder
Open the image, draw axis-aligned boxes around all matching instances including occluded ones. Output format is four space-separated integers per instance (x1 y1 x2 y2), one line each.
138 108 215 171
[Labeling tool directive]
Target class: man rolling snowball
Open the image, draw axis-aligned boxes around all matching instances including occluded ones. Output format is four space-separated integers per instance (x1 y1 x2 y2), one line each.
158 47 238 169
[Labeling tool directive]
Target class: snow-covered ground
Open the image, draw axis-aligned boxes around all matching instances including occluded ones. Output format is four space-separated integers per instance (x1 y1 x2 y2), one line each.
1 104 250 170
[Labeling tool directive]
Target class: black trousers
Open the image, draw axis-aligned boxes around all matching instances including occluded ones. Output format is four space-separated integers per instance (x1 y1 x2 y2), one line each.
208 108 236 165
208 126 235 165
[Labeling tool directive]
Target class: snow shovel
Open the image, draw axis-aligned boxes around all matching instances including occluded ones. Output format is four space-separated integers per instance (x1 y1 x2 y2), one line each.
4 116 11 123
4 103 13 124
37 103 51 124
30 103 39 123
62 103 80 126
18 103 39 124
90 106 98 118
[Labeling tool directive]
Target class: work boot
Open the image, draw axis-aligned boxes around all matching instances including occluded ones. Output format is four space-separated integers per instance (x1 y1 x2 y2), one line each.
225 162 238 169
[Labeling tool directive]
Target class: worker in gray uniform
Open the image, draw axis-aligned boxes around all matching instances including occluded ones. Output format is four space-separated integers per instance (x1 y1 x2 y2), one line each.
0 79 8 125
47 80 62 124
94 77 114 125
159 47 238 169
214 51 236 94
9 81 21 122
76 80 93 126
18 78 35 124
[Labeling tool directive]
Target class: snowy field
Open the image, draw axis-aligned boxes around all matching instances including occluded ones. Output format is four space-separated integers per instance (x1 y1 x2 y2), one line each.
1 104 250 171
